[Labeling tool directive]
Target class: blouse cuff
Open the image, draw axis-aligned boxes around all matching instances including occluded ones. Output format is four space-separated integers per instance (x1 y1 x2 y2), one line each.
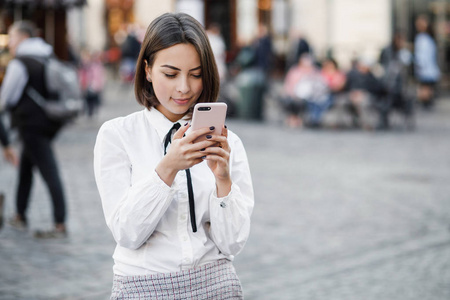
152 169 179 192
211 183 239 208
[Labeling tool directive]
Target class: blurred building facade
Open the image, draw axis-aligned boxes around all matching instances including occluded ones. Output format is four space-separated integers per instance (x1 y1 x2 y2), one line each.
1 0 449 83
0 0 86 60
67 0 391 67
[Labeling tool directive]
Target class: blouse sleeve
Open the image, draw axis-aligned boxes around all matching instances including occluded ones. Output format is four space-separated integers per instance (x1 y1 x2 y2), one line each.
93 120 178 250
209 133 254 256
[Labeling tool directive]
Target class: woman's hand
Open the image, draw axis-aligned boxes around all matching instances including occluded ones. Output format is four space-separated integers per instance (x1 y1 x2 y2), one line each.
155 123 218 186
200 126 232 197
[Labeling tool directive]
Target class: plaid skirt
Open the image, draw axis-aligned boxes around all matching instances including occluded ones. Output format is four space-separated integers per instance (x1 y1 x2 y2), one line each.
111 259 243 299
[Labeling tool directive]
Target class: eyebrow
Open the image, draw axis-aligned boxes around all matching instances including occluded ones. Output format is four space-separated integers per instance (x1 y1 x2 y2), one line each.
160 65 201 71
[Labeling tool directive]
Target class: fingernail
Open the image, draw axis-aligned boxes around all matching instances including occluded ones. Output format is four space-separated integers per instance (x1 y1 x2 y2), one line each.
206 135 212 139
209 126 215 130
184 122 189 126
200 148 205 151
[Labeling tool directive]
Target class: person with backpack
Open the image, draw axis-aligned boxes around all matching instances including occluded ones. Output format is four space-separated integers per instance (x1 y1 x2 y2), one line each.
0 21 67 238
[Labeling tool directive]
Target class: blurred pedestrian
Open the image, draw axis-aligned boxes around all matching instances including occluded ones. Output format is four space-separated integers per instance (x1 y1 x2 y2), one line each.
206 23 227 82
378 31 414 129
119 24 141 83
253 23 273 76
0 21 67 238
414 15 440 109
79 49 106 118
380 31 412 71
286 29 313 72
233 24 273 121
94 12 254 299
206 23 237 117
0 115 18 230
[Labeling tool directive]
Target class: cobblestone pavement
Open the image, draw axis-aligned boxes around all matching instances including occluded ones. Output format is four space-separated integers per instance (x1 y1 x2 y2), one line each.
1 79 450 300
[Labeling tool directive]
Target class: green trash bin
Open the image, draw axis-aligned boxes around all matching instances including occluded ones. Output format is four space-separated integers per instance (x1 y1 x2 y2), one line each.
236 68 266 120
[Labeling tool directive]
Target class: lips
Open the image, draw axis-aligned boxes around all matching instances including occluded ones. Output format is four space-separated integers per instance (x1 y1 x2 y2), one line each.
172 98 191 105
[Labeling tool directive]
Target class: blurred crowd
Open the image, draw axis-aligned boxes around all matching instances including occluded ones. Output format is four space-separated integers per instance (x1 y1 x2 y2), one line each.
0 14 443 133
0 15 439 132
223 14 441 131
275 14 440 131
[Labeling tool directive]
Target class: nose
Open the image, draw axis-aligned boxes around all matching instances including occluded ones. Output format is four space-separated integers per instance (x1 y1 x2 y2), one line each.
176 76 190 94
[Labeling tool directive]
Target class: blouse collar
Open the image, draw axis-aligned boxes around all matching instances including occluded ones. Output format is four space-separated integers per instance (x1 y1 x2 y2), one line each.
144 107 190 143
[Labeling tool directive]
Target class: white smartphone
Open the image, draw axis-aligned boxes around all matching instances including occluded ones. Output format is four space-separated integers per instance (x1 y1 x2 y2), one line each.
190 102 227 142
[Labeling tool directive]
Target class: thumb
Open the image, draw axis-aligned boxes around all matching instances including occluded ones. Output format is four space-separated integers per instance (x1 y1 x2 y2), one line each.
173 122 190 140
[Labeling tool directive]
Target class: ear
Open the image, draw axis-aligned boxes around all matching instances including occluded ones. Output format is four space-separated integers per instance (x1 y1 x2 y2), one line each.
144 60 152 82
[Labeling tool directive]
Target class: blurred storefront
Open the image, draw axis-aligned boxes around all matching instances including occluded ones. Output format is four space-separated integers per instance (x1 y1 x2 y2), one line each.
0 0 87 59
0 0 86 83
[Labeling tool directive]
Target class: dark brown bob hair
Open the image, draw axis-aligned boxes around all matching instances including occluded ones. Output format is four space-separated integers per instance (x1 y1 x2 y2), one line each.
134 12 220 111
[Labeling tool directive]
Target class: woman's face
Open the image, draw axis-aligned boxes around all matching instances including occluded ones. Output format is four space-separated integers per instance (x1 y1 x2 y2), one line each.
145 43 203 122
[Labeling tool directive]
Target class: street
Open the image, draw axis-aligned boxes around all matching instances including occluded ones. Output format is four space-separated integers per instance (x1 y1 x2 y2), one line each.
1 79 450 300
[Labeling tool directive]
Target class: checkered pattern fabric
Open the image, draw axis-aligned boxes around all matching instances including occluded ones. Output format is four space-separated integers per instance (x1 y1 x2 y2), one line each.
111 259 243 299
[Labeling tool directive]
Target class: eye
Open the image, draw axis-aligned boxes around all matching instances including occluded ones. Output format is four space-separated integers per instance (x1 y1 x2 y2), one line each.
191 74 202 78
164 73 176 78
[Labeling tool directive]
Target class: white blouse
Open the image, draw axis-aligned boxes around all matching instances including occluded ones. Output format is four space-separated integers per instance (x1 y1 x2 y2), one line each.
93 107 254 276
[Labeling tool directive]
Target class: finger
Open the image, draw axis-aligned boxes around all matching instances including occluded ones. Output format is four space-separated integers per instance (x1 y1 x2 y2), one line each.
189 157 204 167
221 125 228 138
203 153 228 164
173 122 191 140
201 146 229 159
191 140 217 151
184 126 216 143
204 135 229 150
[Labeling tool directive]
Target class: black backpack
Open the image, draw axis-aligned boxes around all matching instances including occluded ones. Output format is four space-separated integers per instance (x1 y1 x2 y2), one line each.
24 56 84 123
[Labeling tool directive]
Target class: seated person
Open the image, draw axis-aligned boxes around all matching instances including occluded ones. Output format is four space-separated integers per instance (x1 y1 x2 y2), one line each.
281 54 331 128
344 57 386 129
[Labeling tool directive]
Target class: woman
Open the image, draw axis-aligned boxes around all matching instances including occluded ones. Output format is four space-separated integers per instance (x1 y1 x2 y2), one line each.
94 13 254 299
